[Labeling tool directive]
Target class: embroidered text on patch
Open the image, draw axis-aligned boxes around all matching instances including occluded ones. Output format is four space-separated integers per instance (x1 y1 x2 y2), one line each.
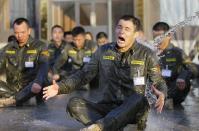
41 50 49 56
166 58 176 62
131 60 144 65
103 56 115 60
27 50 37 54
6 50 16 54
68 50 77 55
85 50 92 56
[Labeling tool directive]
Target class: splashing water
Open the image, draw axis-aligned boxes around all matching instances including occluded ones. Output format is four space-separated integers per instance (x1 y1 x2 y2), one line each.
153 11 199 51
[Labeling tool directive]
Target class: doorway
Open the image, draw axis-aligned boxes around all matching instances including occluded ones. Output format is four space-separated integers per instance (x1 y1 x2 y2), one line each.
48 0 112 41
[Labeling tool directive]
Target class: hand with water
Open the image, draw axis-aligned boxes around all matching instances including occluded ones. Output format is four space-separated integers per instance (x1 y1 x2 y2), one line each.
151 85 165 113
43 80 59 100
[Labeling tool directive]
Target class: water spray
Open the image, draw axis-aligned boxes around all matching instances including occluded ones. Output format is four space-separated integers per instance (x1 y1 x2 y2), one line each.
145 11 199 106
153 11 199 48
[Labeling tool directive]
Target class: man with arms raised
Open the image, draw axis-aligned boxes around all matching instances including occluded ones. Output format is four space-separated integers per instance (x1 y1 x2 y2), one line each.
43 15 167 131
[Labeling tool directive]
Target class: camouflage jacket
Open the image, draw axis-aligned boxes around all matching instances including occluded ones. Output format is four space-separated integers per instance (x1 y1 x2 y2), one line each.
159 44 198 81
48 40 67 70
53 40 97 75
0 36 49 92
58 42 167 103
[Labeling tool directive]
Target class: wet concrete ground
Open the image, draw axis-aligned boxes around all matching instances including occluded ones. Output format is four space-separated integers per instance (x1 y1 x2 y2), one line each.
0 87 199 131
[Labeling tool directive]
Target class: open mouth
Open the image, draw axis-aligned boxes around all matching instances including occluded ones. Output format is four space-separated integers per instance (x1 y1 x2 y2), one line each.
118 36 125 42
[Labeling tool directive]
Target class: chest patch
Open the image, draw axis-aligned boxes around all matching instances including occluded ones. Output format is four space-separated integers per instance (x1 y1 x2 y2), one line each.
131 60 144 65
103 56 115 60
6 50 16 54
27 50 37 54
166 58 176 62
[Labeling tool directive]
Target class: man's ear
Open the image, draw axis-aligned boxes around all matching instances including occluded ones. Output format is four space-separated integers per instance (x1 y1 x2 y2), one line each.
28 28 32 35
134 31 139 38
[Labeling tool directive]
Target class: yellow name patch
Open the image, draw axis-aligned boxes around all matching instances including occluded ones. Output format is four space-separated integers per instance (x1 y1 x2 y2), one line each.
183 59 192 64
103 56 115 60
85 50 92 56
131 60 144 65
150 67 160 72
41 50 49 56
6 50 16 54
69 50 77 55
166 58 176 62
27 50 37 54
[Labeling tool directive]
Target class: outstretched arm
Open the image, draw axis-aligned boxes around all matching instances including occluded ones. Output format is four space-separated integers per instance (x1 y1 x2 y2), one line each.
147 51 167 113
43 48 100 100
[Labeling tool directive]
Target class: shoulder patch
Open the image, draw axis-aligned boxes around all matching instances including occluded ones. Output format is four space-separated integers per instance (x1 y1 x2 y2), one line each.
150 66 161 73
41 50 49 56
183 59 192 64
27 50 37 54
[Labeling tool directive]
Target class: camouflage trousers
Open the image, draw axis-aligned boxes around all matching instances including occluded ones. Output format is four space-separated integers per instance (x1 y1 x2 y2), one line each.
67 93 150 131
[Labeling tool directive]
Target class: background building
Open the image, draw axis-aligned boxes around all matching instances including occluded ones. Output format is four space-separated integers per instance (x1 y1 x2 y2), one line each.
0 0 199 54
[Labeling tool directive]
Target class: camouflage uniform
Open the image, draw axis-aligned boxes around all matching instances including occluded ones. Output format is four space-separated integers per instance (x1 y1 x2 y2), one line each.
48 40 67 70
57 42 167 131
0 36 49 106
159 43 197 105
53 40 97 80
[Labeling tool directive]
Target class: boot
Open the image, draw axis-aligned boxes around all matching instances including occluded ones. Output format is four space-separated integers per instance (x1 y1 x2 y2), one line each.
80 124 102 131
0 96 16 107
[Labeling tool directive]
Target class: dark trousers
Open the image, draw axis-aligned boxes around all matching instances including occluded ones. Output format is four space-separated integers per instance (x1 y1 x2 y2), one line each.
0 80 43 106
67 93 149 131
167 80 190 105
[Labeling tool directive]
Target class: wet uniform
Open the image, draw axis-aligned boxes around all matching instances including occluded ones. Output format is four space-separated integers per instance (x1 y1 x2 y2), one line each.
53 40 97 79
57 42 167 131
159 43 196 105
0 36 49 105
48 40 67 70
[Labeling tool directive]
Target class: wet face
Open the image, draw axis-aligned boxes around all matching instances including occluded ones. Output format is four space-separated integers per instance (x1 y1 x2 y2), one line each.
52 27 64 45
115 19 138 52
64 34 73 43
153 30 171 51
14 22 31 47
97 37 108 46
73 34 85 49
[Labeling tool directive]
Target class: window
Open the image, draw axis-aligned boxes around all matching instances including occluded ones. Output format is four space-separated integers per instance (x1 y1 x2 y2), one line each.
80 3 91 25
96 3 108 25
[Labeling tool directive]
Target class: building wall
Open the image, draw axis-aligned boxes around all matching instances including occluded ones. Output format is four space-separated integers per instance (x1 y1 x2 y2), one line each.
0 0 40 44
0 0 11 43
143 0 160 40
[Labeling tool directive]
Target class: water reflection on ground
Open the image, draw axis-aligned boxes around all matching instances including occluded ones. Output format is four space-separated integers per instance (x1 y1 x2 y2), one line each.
0 87 198 131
